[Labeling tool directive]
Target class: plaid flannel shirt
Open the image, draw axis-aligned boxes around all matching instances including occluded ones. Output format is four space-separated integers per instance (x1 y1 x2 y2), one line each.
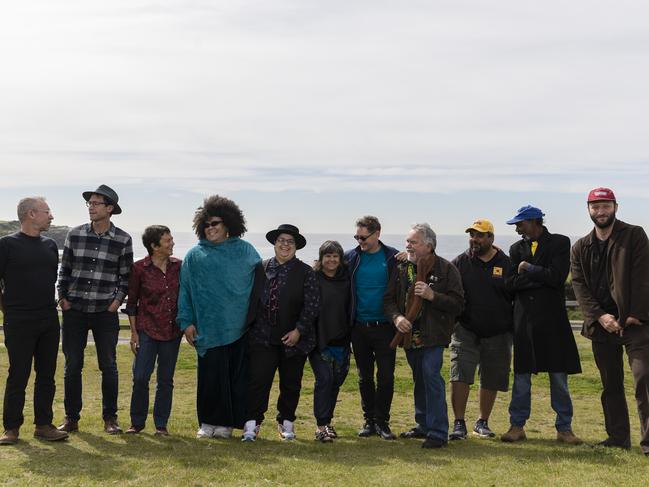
57 222 133 313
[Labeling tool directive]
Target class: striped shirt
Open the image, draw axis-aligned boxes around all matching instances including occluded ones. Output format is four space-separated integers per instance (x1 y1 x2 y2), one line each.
57 222 133 313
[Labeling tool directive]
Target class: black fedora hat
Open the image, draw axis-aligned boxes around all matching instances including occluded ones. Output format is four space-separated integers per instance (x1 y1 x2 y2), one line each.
82 184 122 215
266 224 307 250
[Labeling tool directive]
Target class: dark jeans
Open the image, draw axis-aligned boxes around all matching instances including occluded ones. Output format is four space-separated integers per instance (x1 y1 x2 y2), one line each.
61 309 119 421
2 315 60 429
406 346 448 441
245 342 307 424
592 325 649 453
351 322 396 425
197 336 248 428
309 348 350 426
130 331 181 428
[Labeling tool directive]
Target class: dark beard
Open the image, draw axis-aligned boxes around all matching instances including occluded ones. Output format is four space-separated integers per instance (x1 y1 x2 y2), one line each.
590 213 615 229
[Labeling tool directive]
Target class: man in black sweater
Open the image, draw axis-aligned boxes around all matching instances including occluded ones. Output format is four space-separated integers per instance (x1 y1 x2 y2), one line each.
448 219 514 440
0 197 68 444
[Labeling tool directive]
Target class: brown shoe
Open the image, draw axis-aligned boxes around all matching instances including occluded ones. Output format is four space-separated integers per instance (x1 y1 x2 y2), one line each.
34 424 69 442
501 426 526 443
104 418 123 435
57 419 79 433
0 429 19 445
125 425 144 434
557 430 583 445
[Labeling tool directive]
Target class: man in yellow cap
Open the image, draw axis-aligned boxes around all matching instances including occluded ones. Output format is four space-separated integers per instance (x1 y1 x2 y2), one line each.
447 219 514 440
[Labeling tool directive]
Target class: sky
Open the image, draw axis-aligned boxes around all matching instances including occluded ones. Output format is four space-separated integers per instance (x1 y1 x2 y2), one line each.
1 0 648 238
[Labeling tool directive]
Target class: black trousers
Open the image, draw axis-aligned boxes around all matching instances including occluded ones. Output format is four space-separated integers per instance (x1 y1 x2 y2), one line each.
351 323 396 425
197 336 248 429
245 342 307 424
592 325 649 453
3 315 60 429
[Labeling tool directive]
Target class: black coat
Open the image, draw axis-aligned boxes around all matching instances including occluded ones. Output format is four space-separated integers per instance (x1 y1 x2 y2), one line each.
506 228 581 374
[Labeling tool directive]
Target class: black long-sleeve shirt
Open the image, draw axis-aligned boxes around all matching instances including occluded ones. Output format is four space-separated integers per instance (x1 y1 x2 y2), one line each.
0 232 59 321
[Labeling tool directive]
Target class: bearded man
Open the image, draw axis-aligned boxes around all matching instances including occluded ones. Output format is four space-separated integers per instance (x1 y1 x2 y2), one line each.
571 187 649 456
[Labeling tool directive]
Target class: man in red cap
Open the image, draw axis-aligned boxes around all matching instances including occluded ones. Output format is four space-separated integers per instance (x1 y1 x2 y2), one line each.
571 187 649 455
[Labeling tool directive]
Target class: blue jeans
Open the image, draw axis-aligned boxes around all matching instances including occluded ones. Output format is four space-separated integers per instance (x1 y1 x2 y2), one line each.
62 309 119 421
309 348 351 426
508 373 574 432
406 346 448 441
130 332 181 428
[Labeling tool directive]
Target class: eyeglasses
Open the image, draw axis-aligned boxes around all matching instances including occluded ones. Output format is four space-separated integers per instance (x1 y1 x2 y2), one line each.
276 238 296 246
354 231 376 242
86 201 107 208
205 220 224 227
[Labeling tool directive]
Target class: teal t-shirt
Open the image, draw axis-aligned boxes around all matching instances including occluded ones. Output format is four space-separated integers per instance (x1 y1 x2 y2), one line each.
355 247 389 322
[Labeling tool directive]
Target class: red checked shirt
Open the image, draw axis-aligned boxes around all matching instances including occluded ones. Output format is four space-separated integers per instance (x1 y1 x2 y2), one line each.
125 256 182 341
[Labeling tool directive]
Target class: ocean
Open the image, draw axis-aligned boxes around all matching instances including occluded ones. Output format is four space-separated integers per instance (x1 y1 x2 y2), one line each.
133 232 527 263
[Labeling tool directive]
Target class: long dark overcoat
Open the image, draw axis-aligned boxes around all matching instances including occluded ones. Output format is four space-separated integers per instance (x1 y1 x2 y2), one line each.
507 228 581 374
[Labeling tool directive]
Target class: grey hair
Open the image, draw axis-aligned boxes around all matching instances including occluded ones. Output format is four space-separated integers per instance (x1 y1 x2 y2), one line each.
17 196 46 222
411 223 437 252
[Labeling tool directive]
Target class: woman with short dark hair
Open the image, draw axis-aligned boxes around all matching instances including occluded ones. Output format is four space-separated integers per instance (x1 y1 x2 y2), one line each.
177 195 260 439
125 225 182 435
310 240 351 442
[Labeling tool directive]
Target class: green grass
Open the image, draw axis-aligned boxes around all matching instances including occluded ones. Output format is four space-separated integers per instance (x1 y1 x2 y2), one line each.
0 333 647 486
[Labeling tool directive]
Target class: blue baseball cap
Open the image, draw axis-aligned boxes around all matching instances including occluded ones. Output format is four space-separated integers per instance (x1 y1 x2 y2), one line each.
506 205 545 225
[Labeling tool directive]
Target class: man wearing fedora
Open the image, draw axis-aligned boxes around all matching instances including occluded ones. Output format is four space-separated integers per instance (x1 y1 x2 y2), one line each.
571 188 649 455
501 205 582 445
57 185 133 434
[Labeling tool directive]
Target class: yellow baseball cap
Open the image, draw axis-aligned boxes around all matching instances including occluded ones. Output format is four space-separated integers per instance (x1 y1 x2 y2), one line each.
465 218 494 234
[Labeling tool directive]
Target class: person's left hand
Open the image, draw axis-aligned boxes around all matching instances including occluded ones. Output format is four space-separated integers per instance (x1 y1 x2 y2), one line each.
107 299 121 313
282 329 301 347
620 316 643 336
518 261 530 273
413 281 434 301
395 251 408 262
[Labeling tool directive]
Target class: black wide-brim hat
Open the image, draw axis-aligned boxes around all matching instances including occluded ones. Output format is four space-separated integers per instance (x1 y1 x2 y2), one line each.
82 184 122 214
265 224 307 250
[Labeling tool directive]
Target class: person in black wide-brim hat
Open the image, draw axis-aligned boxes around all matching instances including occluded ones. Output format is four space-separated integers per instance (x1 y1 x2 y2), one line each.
241 223 319 442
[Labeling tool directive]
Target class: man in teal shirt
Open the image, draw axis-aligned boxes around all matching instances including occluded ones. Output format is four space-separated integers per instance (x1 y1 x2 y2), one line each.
344 216 398 440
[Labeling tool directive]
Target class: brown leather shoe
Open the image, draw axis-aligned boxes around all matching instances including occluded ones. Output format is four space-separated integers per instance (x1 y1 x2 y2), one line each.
0 429 19 445
34 424 69 442
57 419 79 433
104 418 123 435
501 426 527 443
125 425 144 434
557 430 583 445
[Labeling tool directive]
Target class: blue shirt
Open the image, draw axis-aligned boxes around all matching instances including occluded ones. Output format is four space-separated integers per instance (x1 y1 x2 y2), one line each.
354 247 389 321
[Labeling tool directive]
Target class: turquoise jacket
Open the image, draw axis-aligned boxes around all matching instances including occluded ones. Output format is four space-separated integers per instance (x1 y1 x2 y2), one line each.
176 237 261 356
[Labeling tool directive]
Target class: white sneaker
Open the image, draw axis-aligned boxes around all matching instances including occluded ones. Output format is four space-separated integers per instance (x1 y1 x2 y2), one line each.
241 420 259 442
196 423 216 438
278 420 296 441
213 425 233 439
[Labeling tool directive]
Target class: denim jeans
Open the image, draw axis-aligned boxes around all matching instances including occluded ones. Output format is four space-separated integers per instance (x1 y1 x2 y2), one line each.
308 348 351 426
508 372 574 432
130 331 181 428
61 309 119 421
406 346 448 441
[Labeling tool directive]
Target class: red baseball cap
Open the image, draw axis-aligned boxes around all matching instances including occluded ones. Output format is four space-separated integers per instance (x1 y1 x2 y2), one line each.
587 187 616 203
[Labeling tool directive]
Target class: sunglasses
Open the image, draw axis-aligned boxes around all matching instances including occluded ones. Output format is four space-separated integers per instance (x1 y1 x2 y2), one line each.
205 220 224 227
354 231 376 242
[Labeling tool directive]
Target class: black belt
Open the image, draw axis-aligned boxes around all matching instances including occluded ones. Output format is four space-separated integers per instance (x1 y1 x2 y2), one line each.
355 320 391 327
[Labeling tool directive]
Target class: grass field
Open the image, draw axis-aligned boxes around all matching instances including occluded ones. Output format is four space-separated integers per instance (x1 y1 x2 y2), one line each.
0 332 647 486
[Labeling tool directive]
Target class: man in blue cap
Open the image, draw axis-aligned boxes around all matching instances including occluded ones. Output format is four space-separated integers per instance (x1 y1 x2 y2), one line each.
501 206 582 445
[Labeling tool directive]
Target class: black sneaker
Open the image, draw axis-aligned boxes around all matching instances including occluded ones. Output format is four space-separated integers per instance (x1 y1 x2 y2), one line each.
358 421 375 437
400 426 427 439
324 424 337 439
473 419 496 438
422 436 447 449
449 419 467 441
375 423 396 440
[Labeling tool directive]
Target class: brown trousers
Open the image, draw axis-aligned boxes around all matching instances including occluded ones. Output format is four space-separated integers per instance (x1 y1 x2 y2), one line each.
592 324 649 453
